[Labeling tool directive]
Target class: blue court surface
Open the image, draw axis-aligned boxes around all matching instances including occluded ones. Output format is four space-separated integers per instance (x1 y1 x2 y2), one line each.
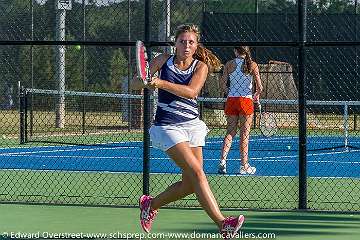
0 136 359 178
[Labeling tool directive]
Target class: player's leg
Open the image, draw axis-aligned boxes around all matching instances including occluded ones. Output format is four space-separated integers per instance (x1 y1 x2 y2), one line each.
237 97 256 174
219 115 239 174
221 115 239 160
149 120 207 209
192 146 225 219
186 146 245 237
166 142 225 228
239 113 256 174
239 114 253 165
219 97 240 174
146 145 245 236
151 148 203 209
140 149 199 233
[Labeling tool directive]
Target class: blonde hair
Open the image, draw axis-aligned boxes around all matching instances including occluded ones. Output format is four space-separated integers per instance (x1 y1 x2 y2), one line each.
235 46 253 75
175 24 222 72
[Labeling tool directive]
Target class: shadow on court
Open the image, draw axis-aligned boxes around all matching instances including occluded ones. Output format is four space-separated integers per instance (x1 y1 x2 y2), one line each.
176 212 360 240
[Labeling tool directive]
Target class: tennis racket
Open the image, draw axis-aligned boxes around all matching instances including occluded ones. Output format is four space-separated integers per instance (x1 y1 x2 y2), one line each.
135 40 150 85
257 102 278 137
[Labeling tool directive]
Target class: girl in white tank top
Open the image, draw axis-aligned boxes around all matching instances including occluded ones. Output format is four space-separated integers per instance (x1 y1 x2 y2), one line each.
228 58 253 98
218 46 263 175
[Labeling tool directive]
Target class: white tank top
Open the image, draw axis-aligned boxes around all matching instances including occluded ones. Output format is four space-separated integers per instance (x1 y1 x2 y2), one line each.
228 58 253 98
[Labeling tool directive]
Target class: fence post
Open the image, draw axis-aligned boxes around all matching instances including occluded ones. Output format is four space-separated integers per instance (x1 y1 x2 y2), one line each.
344 103 349 150
143 0 151 196
298 0 308 210
19 85 26 144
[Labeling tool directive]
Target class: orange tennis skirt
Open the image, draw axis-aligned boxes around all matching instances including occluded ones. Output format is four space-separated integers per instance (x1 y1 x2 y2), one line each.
224 97 254 116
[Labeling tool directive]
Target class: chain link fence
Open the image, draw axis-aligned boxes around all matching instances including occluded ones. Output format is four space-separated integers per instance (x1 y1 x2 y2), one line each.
0 0 359 211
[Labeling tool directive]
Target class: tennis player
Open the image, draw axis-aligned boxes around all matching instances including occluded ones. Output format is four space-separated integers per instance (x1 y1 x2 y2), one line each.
132 24 244 239
218 46 263 175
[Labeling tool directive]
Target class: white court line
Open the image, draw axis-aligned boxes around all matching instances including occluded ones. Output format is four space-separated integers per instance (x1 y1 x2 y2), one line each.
207 135 360 141
206 136 297 144
151 148 360 164
0 140 142 150
249 149 360 161
208 173 360 179
0 168 142 174
2 142 359 166
4 149 359 164
1 155 133 159
0 145 138 156
205 149 360 164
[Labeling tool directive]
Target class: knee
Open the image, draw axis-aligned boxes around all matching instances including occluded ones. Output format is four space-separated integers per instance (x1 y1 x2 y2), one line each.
225 132 235 140
189 165 206 182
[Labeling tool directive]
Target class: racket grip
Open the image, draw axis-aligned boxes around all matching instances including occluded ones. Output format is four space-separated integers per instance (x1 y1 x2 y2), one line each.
254 100 261 110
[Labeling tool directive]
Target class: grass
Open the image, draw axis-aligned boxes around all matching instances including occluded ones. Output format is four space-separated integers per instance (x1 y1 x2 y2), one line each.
0 109 141 147
2 109 358 137
0 110 128 135
1 109 359 148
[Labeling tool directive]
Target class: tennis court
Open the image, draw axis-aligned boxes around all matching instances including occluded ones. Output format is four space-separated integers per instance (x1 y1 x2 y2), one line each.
1 203 360 240
1 135 359 178
1 126 360 237
3 90 360 211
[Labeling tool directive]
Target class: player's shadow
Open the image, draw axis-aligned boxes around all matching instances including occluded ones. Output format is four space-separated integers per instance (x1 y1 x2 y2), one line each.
179 212 360 239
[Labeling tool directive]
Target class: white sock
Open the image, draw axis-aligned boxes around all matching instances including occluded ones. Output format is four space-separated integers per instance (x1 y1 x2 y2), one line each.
220 160 226 166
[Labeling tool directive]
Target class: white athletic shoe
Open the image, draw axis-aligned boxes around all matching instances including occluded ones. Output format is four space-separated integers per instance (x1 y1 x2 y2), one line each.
240 165 256 175
218 163 227 174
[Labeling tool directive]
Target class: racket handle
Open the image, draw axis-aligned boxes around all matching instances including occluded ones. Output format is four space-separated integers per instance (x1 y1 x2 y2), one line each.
254 100 261 111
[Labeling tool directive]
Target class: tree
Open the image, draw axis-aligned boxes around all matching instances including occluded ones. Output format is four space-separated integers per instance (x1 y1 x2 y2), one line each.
260 0 296 13
66 44 87 91
109 48 128 92
309 0 355 13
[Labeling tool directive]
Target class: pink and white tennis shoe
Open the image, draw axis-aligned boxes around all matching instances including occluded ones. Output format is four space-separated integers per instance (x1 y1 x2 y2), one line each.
139 195 158 233
220 215 245 239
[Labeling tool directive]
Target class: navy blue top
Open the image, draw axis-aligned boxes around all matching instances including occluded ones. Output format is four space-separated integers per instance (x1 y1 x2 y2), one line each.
154 56 200 126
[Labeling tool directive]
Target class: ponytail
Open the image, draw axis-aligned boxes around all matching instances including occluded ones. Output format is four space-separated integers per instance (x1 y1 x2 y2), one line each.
242 51 253 75
194 45 223 73
235 46 253 75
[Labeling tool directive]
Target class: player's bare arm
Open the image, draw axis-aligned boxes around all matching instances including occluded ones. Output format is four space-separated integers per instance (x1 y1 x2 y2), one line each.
252 62 263 101
149 61 208 99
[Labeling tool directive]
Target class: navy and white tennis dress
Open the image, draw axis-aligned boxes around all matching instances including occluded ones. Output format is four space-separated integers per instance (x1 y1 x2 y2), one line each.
149 56 208 151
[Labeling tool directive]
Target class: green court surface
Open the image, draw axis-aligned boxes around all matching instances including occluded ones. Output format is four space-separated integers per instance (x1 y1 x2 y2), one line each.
0 203 359 240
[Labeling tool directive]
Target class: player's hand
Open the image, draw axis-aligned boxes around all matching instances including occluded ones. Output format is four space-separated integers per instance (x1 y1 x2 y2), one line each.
253 92 260 102
146 77 161 90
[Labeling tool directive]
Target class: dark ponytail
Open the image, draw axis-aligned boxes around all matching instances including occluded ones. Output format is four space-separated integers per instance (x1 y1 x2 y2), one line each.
235 46 253 75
